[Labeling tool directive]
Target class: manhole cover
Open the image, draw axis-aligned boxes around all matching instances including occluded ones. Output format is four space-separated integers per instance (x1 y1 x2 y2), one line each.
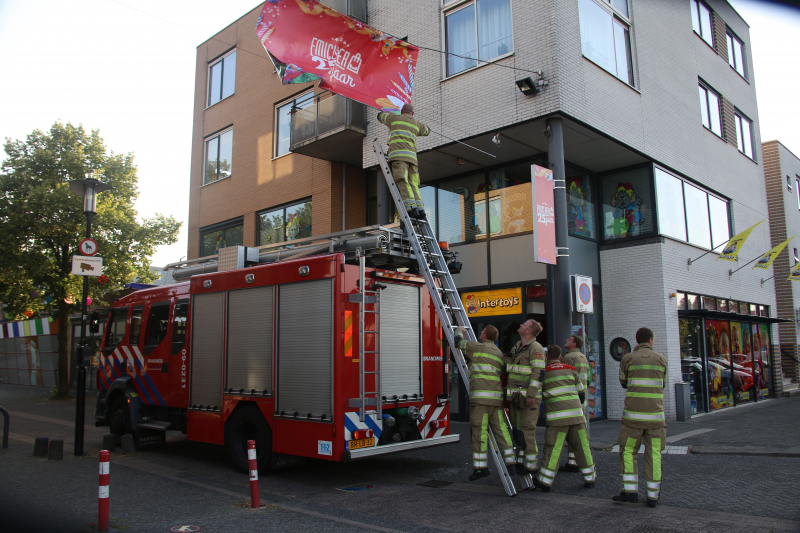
417 479 453 488
335 485 374 492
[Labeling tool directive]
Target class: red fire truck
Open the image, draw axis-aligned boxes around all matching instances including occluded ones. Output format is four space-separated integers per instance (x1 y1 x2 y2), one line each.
94 226 460 471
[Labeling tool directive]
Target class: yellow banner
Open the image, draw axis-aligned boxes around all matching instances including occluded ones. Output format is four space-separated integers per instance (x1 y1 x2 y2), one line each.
788 262 800 281
753 236 794 270
461 287 522 317
718 221 763 262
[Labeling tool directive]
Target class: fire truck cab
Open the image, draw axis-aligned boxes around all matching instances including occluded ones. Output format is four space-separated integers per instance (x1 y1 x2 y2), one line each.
95 226 459 471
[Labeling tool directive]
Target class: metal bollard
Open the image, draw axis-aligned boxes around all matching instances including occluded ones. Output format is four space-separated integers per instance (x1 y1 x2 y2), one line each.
247 440 260 508
48 439 63 460
34 437 49 457
98 450 110 532
102 434 116 452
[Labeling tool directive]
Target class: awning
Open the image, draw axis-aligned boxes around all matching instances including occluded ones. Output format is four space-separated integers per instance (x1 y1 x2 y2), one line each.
678 309 791 324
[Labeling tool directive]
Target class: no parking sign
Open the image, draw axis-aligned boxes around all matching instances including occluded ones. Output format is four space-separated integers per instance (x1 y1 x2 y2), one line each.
572 275 593 314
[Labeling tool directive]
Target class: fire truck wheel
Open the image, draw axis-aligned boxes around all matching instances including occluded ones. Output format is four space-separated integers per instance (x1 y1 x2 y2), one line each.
225 406 272 473
108 396 132 445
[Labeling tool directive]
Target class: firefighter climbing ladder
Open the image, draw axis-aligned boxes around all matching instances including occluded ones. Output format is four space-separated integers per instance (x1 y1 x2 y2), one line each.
373 139 529 497
356 252 382 423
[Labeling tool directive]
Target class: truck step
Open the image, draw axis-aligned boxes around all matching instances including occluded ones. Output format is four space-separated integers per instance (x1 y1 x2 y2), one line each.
137 421 172 431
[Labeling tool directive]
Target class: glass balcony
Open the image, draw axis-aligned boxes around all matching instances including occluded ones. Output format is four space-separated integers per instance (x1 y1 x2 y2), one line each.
290 94 367 167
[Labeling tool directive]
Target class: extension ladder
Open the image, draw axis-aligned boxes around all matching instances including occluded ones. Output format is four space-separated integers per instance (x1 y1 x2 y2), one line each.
373 139 530 496
356 252 382 422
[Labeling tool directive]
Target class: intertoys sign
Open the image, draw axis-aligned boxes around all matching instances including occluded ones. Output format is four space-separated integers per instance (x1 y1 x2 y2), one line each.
461 288 522 318
256 0 419 113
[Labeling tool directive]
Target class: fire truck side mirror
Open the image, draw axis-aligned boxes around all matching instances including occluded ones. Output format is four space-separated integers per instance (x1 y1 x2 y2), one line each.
89 311 100 334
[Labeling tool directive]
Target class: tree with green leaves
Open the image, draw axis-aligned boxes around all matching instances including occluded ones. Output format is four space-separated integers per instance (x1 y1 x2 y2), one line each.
0 122 181 397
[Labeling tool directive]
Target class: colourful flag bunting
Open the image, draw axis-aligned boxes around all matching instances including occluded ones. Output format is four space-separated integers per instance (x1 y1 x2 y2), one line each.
753 236 794 270
718 220 763 262
255 0 419 113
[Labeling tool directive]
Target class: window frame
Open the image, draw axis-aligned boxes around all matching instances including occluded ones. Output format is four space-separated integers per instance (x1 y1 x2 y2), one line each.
103 307 129 351
726 29 747 79
207 49 237 108
129 305 143 346
199 216 245 257
698 82 723 138
690 0 714 48
257 198 313 246
578 0 635 87
274 91 315 158
144 301 172 352
733 111 754 160
203 127 233 186
441 0 515 79
171 299 190 355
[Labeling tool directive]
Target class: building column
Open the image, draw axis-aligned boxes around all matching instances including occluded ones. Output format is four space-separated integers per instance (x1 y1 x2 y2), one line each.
547 117 572 346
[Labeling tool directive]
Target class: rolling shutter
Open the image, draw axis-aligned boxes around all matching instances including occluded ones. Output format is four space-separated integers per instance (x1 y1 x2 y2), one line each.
380 283 422 398
277 279 333 419
190 292 224 410
226 286 274 394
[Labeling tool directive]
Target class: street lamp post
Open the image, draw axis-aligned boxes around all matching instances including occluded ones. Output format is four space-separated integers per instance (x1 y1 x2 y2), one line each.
69 176 112 457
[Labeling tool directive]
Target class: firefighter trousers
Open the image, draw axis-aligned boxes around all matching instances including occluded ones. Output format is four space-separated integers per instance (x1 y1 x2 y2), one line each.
538 424 596 487
390 161 424 212
509 400 540 472
566 401 588 467
618 423 666 500
470 403 515 470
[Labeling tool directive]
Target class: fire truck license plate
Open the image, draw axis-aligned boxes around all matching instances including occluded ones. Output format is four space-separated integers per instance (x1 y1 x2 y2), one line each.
348 437 375 450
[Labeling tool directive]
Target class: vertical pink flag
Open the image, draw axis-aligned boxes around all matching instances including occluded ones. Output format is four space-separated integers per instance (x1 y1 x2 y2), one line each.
531 165 556 264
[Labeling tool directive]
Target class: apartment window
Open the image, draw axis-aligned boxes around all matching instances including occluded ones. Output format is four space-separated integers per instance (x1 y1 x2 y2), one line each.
444 0 513 77
578 0 633 86
726 31 746 78
788 176 793 192
204 129 233 185
698 84 722 137
793 247 799 265
257 200 312 245
200 218 244 257
655 166 730 249
208 50 236 107
734 112 753 159
690 0 713 47
796 177 800 210
275 93 314 157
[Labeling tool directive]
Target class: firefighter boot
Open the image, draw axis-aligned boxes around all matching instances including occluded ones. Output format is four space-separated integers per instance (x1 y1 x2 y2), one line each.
416 209 427 220
612 492 639 504
647 499 659 508
408 207 420 220
516 463 531 476
469 469 491 481
532 477 551 492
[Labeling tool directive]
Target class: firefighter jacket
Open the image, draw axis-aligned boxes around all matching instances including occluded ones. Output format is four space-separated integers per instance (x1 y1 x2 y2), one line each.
541 362 585 426
505 339 545 403
619 343 667 429
562 348 591 391
377 112 430 165
456 336 505 406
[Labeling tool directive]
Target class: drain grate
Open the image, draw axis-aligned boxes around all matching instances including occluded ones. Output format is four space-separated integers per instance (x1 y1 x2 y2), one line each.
628 527 677 533
417 479 453 488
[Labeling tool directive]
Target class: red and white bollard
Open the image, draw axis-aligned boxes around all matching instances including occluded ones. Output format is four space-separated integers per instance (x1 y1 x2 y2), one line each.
98 450 110 532
248 440 260 509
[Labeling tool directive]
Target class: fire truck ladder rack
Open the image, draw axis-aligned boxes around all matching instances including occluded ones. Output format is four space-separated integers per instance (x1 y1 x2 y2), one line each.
373 139 526 497
356 251 382 423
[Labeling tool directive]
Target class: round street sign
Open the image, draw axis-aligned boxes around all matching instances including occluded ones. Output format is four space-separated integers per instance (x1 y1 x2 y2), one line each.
579 283 592 305
79 238 98 256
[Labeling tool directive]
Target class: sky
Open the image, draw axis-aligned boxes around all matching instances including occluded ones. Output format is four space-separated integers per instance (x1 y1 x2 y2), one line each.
0 0 799 268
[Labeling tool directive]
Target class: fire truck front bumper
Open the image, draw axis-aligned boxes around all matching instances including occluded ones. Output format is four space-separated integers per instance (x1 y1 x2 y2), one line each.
343 434 461 462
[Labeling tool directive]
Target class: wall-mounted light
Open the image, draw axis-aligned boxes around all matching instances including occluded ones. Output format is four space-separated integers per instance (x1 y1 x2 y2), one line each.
492 133 501 146
515 77 539 96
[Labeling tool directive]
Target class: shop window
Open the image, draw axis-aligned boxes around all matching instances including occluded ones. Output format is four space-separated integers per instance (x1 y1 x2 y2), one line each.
687 293 701 310
717 299 728 313
729 300 739 314
104 308 128 349
734 112 754 159
486 163 534 238
679 317 705 414
258 200 312 245
705 319 734 410
600 166 653 240
739 301 750 315
526 284 546 315
749 303 757 315
756 324 772 398
145 302 171 348
129 306 143 346
444 0 513 77
726 30 746 78
438 173 486 244
676 293 687 310
567 175 596 239
275 92 314 157
690 0 713 47
578 0 633 85
703 296 717 311
200 218 244 257
171 299 189 355
208 49 236 107
204 129 233 185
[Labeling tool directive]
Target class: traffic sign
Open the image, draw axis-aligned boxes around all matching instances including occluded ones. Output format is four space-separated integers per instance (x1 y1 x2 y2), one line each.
79 238 98 256
573 274 594 313
71 255 103 276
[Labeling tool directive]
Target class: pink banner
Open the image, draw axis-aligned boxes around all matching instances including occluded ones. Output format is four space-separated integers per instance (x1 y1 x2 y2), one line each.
532 165 556 265
256 0 419 112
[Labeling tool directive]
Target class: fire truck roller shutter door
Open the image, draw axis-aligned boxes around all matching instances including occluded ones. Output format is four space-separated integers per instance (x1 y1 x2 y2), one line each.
277 279 333 420
380 284 422 399
227 286 274 394
191 292 225 410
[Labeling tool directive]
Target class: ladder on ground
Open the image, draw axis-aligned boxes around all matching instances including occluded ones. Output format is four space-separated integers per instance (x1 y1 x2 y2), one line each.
373 139 529 496
356 251 382 422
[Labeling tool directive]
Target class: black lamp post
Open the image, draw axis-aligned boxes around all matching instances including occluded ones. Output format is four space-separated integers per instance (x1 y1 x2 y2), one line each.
69 176 112 456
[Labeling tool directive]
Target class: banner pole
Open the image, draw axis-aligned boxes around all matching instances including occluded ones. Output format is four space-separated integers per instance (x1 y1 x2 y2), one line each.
728 255 762 276
688 241 727 265
429 129 497 158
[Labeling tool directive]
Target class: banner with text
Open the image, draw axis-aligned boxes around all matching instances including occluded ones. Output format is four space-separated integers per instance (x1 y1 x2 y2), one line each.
718 220 762 262
531 165 556 264
256 0 419 113
753 236 794 270
461 287 523 318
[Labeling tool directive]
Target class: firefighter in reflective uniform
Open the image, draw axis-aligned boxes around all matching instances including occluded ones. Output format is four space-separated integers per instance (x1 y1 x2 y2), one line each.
612 327 667 508
455 325 516 481
560 334 592 473
533 345 596 491
505 319 546 476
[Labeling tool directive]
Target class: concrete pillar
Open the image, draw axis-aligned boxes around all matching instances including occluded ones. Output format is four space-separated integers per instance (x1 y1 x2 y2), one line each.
547 117 572 347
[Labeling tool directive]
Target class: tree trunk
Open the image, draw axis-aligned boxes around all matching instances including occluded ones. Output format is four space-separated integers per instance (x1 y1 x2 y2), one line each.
56 301 71 398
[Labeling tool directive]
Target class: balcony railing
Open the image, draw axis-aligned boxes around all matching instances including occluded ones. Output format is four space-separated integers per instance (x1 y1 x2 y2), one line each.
290 94 367 167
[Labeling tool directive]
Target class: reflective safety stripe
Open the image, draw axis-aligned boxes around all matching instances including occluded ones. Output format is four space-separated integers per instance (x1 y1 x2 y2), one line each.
531 359 546 368
623 483 638 492
472 364 501 375
578 428 593 467
622 474 638 482
547 432 567 472
544 385 577 397
471 373 501 381
470 390 504 399
645 481 661 489
646 491 659 499
578 373 588 380
652 437 662 480
626 392 663 399
581 466 595 475
473 453 488 460
623 438 637 474
623 410 665 421
507 365 531 373
544 394 580 404
543 375 574 384
629 378 664 387
568 452 575 459
629 364 666 372
507 388 527 397
529 379 542 389
546 408 584 419
474 461 488 468
471 352 505 365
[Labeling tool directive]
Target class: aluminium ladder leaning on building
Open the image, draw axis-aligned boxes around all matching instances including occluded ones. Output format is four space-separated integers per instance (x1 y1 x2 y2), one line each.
372 139 531 496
